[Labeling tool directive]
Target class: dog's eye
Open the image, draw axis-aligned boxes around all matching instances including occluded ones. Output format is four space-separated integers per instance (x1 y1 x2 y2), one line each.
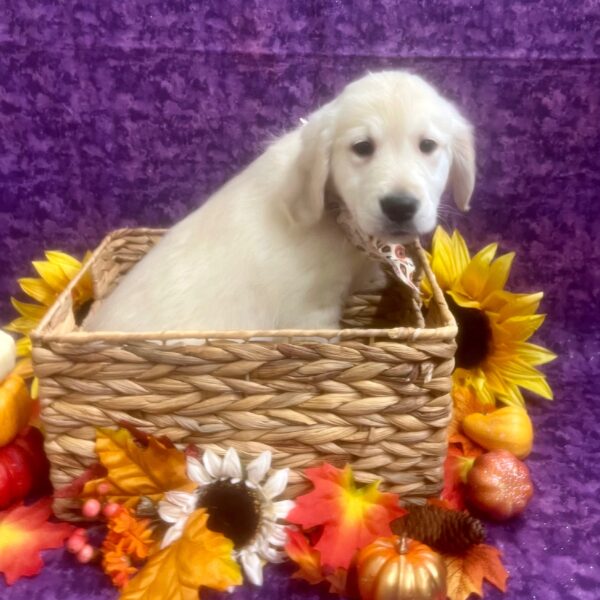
352 139 375 157
419 139 438 154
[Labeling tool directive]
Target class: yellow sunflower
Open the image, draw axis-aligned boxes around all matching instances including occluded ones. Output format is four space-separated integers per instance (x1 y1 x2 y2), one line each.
5 251 93 395
423 227 556 407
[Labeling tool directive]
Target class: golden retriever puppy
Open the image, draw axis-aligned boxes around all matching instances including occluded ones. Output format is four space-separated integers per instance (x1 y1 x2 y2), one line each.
86 71 474 333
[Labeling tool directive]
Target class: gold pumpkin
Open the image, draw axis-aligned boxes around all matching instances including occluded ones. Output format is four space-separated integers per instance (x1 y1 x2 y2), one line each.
357 536 446 600
0 374 34 447
463 406 533 459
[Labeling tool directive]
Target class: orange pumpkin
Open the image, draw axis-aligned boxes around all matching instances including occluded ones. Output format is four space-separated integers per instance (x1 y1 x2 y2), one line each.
0 374 35 447
357 536 446 600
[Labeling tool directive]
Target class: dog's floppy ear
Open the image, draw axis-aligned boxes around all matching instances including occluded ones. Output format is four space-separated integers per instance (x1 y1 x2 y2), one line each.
283 101 337 226
449 112 476 211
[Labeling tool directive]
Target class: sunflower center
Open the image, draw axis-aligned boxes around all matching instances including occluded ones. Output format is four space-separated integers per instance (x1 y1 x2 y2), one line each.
196 480 261 549
445 294 492 369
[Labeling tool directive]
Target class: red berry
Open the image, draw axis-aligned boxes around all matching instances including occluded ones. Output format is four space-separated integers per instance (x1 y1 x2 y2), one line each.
82 498 101 518
67 534 86 554
97 482 110 495
77 544 95 564
102 502 120 518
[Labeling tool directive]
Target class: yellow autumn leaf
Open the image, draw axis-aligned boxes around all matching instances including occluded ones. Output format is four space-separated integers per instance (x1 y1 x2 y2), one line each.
121 509 242 600
83 428 193 507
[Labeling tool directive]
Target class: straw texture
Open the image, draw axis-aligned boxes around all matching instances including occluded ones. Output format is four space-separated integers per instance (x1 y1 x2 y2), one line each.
31 229 457 520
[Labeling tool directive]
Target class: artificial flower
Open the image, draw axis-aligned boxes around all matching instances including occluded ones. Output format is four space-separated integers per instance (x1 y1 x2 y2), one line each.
287 463 405 570
5 250 93 359
5 250 93 399
423 227 556 406
158 447 293 586
101 505 154 589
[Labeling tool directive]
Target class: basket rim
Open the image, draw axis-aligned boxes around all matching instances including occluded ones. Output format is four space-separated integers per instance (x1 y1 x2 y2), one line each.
31 227 457 344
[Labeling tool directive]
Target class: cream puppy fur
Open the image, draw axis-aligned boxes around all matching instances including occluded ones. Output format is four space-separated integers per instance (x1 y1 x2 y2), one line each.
86 71 475 333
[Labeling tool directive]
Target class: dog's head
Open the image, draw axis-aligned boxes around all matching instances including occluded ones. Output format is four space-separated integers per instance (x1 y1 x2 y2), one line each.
286 71 475 240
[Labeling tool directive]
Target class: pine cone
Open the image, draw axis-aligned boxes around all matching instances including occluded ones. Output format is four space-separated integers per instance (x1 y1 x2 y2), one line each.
392 504 485 554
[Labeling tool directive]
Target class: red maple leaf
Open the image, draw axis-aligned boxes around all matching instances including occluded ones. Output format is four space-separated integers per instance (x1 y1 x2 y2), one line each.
0 497 74 585
287 464 405 570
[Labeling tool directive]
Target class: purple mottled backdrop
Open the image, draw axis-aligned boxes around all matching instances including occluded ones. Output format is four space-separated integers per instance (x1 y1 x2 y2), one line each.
1 1 599 599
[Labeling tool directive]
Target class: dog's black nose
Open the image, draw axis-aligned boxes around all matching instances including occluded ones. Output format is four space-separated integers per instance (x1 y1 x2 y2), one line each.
380 195 419 225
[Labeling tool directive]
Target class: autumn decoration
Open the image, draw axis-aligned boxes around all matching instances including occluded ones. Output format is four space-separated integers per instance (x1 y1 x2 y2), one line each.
465 450 534 521
392 503 485 555
59 427 293 598
0 427 50 509
4 250 93 399
0 498 73 585
357 536 447 600
158 447 293 585
423 226 556 408
0 373 36 449
0 228 556 600
462 406 534 459
287 463 406 571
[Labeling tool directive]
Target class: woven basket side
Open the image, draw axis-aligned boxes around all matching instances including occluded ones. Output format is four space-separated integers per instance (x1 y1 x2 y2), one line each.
35 333 454 520
91 229 164 300
32 228 456 521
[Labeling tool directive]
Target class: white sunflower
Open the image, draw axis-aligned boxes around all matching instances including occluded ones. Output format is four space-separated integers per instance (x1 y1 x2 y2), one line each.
158 447 294 586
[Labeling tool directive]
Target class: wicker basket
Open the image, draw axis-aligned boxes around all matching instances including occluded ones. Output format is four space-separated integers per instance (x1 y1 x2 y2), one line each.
31 228 457 520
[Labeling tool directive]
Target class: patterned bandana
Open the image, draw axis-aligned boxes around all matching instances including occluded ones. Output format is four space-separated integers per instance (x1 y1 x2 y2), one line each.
336 206 419 292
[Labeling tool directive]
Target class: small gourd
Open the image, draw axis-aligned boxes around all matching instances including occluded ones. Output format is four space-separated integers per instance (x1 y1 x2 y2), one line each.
462 406 533 459
357 536 446 600
0 374 34 447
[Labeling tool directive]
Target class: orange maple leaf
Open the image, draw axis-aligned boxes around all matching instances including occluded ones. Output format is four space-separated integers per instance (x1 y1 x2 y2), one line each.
121 508 241 600
445 543 509 600
287 463 405 570
0 497 74 585
82 428 193 507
